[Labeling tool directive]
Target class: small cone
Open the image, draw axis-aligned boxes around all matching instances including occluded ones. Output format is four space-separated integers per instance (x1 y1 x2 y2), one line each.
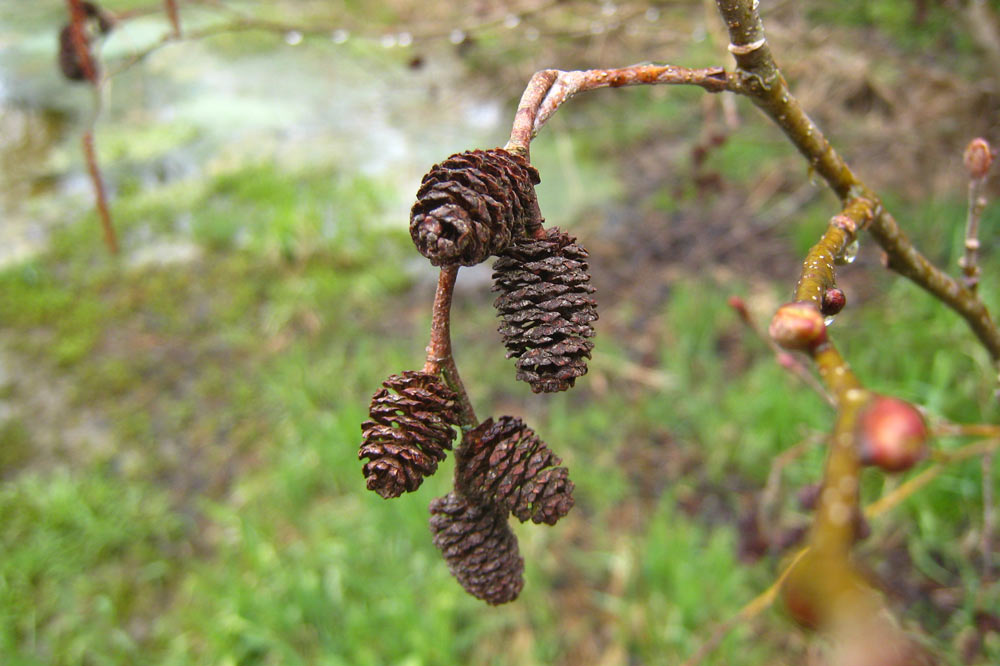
458 416 574 525
493 228 598 393
429 492 524 605
410 148 541 266
359 371 460 498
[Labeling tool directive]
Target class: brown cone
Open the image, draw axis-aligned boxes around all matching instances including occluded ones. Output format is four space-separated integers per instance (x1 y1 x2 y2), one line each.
359 371 460 499
493 228 598 393
458 416 574 525
410 148 541 266
429 492 524 605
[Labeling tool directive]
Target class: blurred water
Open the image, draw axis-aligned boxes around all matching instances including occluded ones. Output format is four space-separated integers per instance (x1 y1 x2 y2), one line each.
0 8 509 266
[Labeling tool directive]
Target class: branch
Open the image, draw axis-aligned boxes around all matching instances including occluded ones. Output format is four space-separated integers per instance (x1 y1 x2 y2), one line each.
794 199 873 309
505 64 732 154
716 0 1000 363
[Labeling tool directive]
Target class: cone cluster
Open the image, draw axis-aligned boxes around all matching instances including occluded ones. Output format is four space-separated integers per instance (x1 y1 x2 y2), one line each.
359 371 460 499
493 227 598 393
410 149 541 266
458 416 575 525
429 492 525 605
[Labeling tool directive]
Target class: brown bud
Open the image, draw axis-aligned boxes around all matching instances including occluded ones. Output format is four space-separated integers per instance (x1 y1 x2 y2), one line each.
820 287 846 317
964 138 994 180
856 396 928 472
768 301 827 352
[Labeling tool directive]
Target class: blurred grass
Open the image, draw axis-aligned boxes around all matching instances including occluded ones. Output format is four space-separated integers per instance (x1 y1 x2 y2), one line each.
2 1 1000 664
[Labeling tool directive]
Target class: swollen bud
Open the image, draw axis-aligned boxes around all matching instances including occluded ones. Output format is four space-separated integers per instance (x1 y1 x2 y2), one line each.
856 396 928 472
769 301 827 352
963 138 994 180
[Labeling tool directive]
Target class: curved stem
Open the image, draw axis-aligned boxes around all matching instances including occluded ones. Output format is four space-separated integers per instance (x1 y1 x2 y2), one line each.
423 266 477 428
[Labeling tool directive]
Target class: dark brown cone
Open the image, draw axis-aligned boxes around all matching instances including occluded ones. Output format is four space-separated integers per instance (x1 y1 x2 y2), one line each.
429 492 524 605
359 371 460 499
493 228 598 393
410 148 541 266
458 416 574 525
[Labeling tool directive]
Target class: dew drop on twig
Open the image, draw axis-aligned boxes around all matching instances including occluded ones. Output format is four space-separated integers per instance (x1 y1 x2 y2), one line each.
331 29 349 44
503 14 521 29
837 239 859 265
449 28 466 44
284 30 303 46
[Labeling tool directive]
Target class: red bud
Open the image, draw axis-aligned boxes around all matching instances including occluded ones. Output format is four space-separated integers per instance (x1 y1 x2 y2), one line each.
964 138 994 180
856 396 928 472
820 288 846 317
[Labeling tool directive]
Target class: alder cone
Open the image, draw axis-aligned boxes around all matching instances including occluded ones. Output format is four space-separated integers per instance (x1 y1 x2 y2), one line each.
359 371 460 499
410 148 541 266
458 416 574 525
429 492 524 605
493 227 597 393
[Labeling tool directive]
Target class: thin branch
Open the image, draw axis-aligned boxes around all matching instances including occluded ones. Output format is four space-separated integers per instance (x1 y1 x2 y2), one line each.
164 0 182 38
505 64 732 154
81 131 118 254
863 439 1000 518
982 452 994 576
960 138 994 292
66 0 118 255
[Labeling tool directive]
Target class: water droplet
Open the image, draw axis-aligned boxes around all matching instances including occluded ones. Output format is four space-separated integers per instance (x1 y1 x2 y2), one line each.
837 239 859 265
331 29 349 44
824 315 836 326
284 30 303 46
397 31 413 47
503 13 521 28
381 34 398 48
449 28 466 44
601 2 618 16
645 7 660 21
